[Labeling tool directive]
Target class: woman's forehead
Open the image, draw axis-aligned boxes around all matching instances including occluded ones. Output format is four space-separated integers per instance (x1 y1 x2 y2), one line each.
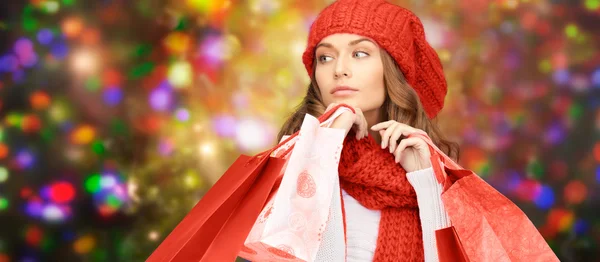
318 33 377 45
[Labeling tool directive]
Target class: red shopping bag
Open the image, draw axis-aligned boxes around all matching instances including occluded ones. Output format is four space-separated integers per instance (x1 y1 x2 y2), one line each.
409 133 560 262
435 225 468 262
147 104 355 262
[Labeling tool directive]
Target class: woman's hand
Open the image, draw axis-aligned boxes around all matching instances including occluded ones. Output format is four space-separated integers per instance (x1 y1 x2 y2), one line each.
371 120 432 172
324 103 369 140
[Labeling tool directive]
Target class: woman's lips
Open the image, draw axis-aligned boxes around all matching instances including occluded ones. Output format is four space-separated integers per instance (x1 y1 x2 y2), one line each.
331 86 358 96
332 89 358 96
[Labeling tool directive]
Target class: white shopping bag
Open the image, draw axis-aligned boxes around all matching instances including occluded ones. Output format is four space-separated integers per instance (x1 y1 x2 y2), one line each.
239 108 349 262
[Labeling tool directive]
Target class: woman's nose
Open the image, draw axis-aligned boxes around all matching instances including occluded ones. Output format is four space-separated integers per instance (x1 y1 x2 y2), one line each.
334 58 352 79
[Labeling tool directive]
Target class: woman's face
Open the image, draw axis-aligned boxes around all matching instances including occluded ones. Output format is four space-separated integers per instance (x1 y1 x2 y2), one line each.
314 33 386 114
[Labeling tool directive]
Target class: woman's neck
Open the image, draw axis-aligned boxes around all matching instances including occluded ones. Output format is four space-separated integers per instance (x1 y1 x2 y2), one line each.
363 108 383 145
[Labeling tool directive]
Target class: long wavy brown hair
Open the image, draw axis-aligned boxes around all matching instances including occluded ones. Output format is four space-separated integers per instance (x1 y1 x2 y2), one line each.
277 49 460 161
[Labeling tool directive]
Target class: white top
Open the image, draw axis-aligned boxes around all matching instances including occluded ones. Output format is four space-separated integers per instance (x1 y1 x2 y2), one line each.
275 122 451 262
342 167 451 262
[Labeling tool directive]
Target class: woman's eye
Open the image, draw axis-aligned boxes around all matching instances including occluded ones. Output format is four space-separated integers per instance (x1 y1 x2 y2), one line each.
318 55 333 63
354 51 369 58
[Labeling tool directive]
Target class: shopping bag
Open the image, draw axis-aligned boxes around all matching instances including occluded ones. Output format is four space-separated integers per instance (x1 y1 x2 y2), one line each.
146 104 355 262
435 226 468 262
238 107 349 262
146 149 286 262
408 133 560 262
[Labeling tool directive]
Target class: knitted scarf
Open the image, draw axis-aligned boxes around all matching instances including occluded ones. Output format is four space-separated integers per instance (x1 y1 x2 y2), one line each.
338 131 424 261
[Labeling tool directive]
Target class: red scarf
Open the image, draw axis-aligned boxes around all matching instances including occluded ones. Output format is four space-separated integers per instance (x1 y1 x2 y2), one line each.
339 131 424 261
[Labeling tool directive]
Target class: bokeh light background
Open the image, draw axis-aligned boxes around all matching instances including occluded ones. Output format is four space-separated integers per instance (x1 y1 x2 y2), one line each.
0 0 599 261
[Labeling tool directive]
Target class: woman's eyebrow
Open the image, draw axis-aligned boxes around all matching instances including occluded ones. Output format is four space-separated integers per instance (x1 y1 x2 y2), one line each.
315 38 376 50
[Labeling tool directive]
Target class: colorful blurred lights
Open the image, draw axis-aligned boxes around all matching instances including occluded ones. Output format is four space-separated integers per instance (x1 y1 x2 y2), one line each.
592 68 600 87
163 32 191 54
564 180 587 204
26 200 43 217
168 61 192 88
175 108 190 122
158 138 174 156
149 82 174 111
42 204 66 222
85 174 102 193
0 55 19 73
199 143 213 155
73 235 95 254
71 49 99 75
0 197 8 210
98 204 118 217
61 17 83 38
235 119 270 151
553 69 570 85
184 170 200 188
593 142 600 162
103 87 123 106
25 226 43 247
212 115 236 138
0 144 7 159
186 0 220 14
30 91 51 110
37 29 54 45
85 171 128 217
106 194 123 208
574 219 589 236
50 42 69 59
100 175 117 189
584 0 600 10
534 185 554 210
14 38 38 68
0 167 8 183
49 182 75 204
514 179 542 202
71 125 96 145
14 38 34 55
148 231 159 241
565 24 579 38
16 150 35 169
199 34 240 62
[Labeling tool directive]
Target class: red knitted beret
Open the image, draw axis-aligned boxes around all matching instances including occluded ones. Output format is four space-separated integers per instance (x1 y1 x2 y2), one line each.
302 0 448 119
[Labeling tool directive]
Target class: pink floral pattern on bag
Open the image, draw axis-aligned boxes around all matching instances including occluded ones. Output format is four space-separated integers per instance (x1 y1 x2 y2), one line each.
268 245 296 259
239 113 346 262
297 170 316 198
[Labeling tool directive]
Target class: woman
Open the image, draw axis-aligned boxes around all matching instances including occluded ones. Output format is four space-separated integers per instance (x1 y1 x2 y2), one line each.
276 0 460 261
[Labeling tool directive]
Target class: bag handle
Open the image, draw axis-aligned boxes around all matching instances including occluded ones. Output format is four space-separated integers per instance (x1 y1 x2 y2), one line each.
320 106 353 128
408 133 462 169
253 104 355 160
407 133 463 185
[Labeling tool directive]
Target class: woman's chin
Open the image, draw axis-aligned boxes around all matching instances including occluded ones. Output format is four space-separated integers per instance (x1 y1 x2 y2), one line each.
329 98 357 107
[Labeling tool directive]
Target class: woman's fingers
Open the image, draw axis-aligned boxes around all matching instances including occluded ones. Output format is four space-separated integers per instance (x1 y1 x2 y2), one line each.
389 123 421 152
370 120 396 131
380 122 398 148
393 137 423 163
388 125 405 153
372 120 429 150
